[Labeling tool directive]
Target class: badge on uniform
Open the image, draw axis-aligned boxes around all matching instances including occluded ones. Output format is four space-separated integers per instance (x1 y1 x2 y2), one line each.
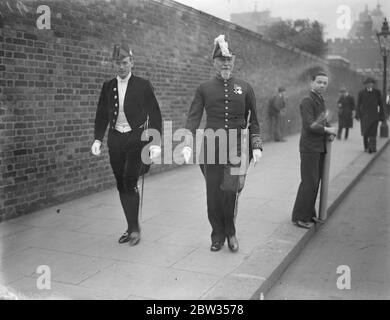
234 84 242 95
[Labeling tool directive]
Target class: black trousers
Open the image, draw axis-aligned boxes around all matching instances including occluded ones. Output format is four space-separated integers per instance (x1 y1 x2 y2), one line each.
200 164 238 243
107 129 145 233
292 152 325 223
337 127 349 140
363 121 378 151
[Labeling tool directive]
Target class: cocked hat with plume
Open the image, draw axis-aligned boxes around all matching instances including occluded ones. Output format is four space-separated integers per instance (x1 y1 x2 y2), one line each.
112 43 133 60
212 35 233 59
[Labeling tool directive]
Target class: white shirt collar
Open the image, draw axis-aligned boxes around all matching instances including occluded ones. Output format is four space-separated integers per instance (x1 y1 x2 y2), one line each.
116 72 132 83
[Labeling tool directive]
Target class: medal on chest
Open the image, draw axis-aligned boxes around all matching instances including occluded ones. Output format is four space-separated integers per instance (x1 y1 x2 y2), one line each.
234 84 242 95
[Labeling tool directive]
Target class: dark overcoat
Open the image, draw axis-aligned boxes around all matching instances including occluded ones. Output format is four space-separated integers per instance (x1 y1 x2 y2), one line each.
356 88 383 136
337 94 355 128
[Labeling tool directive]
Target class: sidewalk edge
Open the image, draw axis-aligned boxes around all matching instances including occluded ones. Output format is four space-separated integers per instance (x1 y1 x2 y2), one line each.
251 138 390 300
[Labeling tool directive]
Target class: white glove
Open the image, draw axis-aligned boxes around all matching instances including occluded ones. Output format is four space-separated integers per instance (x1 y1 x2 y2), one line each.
149 145 161 163
91 140 102 156
325 127 337 136
182 146 192 164
253 149 262 166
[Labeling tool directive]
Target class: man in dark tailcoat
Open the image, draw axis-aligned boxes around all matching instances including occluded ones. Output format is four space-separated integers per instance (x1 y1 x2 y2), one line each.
337 87 355 140
182 35 263 252
291 71 337 229
355 77 384 153
91 43 162 246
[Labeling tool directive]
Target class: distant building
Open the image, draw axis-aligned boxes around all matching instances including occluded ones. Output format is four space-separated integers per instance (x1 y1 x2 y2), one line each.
327 3 385 77
230 9 281 34
348 4 386 38
326 55 351 69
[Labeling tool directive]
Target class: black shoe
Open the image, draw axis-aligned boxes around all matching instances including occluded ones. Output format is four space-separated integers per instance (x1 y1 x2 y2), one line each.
227 235 239 252
210 241 224 252
312 217 325 224
293 220 314 229
364 148 369 153
118 231 130 244
368 148 373 154
128 232 141 246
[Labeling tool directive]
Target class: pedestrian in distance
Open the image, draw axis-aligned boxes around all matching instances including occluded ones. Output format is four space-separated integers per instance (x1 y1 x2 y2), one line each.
268 86 287 142
336 86 355 140
355 77 384 153
291 71 337 229
182 35 263 252
91 43 162 246
386 86 390 121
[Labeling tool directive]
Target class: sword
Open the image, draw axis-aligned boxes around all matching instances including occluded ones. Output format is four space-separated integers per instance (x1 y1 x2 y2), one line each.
233 110 251 223
139 171 145 223
138 115 150 225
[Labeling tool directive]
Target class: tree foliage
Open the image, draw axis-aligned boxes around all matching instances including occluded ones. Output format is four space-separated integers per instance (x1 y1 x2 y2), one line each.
264 19 328 57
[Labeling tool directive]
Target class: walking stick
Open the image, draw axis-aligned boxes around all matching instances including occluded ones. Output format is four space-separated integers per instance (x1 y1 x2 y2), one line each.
233 110 251 223
318 135 333 221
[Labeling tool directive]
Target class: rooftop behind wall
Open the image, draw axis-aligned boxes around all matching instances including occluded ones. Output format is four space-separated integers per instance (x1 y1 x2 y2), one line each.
0 0 364 220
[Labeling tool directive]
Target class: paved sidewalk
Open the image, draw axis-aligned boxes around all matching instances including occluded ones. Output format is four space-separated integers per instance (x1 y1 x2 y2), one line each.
0 121 389 299
266 144 390 299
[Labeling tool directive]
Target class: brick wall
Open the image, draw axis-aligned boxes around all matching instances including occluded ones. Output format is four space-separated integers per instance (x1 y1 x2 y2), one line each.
0 0 364 221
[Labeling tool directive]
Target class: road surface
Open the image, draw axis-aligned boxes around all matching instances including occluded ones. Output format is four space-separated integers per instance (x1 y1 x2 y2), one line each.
266 145 390 300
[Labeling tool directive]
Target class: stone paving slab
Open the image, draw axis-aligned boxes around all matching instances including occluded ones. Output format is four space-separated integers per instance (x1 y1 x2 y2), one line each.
1 122 388 300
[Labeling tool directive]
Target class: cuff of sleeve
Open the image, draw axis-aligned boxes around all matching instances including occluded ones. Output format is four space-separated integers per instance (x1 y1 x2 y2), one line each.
251 134 263 151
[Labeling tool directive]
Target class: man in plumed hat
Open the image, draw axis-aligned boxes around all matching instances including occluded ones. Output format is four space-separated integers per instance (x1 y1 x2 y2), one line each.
336 86 355 140
91 43 162 245
355 77 384 153
182 35 263 252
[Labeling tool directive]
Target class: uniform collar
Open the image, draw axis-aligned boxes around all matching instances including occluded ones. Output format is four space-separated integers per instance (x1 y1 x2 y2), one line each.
116 72 132 83
215 74 233 82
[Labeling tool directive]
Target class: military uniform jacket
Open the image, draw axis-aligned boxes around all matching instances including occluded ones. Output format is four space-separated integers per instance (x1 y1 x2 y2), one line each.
356 88 383 136
94 75 162 144
299 91 329 153
185 76 263 153
337 95 355 129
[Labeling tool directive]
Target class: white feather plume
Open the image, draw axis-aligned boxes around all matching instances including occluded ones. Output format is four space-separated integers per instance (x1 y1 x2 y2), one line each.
214 34 232 57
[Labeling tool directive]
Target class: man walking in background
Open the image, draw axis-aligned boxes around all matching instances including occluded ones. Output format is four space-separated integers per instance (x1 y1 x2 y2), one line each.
291 71 337 229
355 77 384 153
91 43 162 246
336 86 355 140
268 87 287 142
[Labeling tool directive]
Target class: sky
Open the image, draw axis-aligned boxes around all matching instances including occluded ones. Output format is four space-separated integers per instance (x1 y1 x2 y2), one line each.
174 0 390 39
